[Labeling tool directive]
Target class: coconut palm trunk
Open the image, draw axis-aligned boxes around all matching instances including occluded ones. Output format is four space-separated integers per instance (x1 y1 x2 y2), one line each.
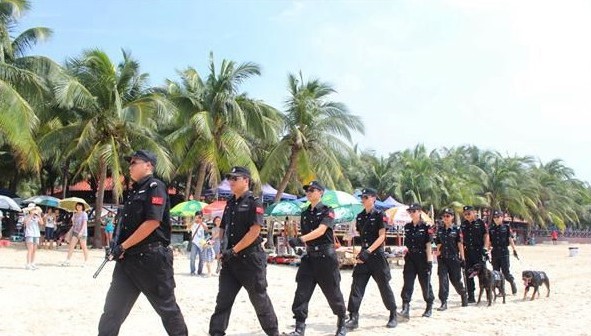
94 159 107 248
193 163 208 200
184 168 193 200
274 147 300 203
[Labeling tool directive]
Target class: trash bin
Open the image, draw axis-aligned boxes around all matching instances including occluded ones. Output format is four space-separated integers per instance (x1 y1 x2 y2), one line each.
569 246 579 257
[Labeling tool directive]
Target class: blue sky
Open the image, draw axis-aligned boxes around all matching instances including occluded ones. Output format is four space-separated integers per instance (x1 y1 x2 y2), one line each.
21 0 591 183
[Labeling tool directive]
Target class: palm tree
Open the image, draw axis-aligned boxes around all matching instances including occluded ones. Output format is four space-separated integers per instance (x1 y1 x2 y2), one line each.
40 49 176 247
261 72 364 202
0 0 57 172
165 54 281 199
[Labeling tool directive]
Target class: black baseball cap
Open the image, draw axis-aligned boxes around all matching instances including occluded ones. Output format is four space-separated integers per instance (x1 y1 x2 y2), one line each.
442 208 454 215
492 210 503 217
125 150 157 166
303 180 325 192
408 203 422 211
225 166 251 179
361 188 377 197
463 205 474 212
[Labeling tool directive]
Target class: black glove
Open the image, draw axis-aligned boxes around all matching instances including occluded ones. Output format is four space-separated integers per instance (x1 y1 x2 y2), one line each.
459 259 466 268
288 237 303 248
357 249 371 262
221 248 238 262
110 244 126 260
513 249 520 260
426 261 433 274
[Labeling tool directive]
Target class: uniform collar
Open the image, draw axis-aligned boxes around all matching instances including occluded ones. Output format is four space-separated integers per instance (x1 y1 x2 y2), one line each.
232 190 252 202
132 174 152 189
362 207 377 215
308 201 325 211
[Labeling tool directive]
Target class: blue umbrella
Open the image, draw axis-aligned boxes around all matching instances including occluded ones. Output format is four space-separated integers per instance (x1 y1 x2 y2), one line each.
23 195 60 208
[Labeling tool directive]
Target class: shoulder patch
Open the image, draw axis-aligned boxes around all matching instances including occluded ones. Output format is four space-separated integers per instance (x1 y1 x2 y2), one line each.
151 196 164 205
256 206 264 215
327 210 335 219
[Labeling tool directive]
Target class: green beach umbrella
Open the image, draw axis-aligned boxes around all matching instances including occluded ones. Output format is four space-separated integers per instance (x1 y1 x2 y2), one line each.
265 200 303 217
170 200 208 216
333 204 364 223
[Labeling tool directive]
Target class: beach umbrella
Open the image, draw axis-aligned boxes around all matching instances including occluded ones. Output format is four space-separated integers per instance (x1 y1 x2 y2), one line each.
301 190 361 209
0 195 21 211
203 200 227 218
385 205 434 226
23 195 60 208
170 200 208 216
333 204 364 223
59 197 91 212
265 200 303 217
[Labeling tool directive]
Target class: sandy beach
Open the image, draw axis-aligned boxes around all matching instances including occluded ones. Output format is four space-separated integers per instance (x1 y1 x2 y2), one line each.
0 242 589 336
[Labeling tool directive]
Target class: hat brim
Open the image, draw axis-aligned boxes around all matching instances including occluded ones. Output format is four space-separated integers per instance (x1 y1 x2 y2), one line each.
225 173 249 179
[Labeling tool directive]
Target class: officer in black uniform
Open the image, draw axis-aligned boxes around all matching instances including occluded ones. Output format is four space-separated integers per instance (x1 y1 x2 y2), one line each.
98 150 188 336
434 208 467 311
286 181 347 336
488 210 518 295
344 188 397 330
209 167 279 336
399 203 435 320
459 205 489 303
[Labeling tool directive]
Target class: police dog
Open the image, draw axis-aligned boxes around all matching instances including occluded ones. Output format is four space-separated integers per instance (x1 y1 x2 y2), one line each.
522 270 550 301
467 262 506 306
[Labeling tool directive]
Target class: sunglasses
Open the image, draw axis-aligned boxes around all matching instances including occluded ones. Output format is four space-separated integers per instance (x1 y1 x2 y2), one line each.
443 214 453 217
305 188 319 193
407 209 418 213
493 215 502 219
361 195 372 200
228 176 244 181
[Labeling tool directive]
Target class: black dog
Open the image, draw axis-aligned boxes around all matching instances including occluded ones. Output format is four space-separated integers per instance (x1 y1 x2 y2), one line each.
467 263 506 306
522 271 550 301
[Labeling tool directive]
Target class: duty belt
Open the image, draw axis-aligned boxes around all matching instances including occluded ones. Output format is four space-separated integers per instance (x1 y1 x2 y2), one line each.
236 243 263 256
127 241 165 255
407 247 426 253
306 244 333 253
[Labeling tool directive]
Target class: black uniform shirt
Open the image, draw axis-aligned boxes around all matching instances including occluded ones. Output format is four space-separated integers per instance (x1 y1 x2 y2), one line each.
435 226 462 258
221 191 263 249
119 174 171 246
300 202 335 247
355 208 387 249
489 224 512 249
460 219 487 251
403 221 432 253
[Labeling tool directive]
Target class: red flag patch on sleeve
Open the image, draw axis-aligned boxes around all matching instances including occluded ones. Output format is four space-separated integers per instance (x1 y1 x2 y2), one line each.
327 210 335 219
151 196 164 205
256 206 264 215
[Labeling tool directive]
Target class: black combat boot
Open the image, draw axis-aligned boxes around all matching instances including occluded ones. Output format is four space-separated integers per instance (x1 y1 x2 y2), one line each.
386 310 397 328
335 316 347 336
461 292 468 307
436 301 447 311
422 303 433 317
510 280 517 295
285 321 305 336
344 312 359 330
467 293 476 303
398 302 410 321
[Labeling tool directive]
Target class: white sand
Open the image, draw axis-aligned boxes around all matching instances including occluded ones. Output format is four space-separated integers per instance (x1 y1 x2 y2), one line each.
0 243 588 336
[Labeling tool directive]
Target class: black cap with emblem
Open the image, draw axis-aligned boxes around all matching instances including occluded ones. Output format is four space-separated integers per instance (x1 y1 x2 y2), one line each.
125 150 157 166
492 209 503 217
303 180 325 192
225 166 251 179
442 207 454 215
463 205 474 212
361 187 377 197
408 203 422 210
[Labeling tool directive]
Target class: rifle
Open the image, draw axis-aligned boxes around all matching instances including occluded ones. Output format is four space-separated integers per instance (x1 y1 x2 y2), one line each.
93 208 123 278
